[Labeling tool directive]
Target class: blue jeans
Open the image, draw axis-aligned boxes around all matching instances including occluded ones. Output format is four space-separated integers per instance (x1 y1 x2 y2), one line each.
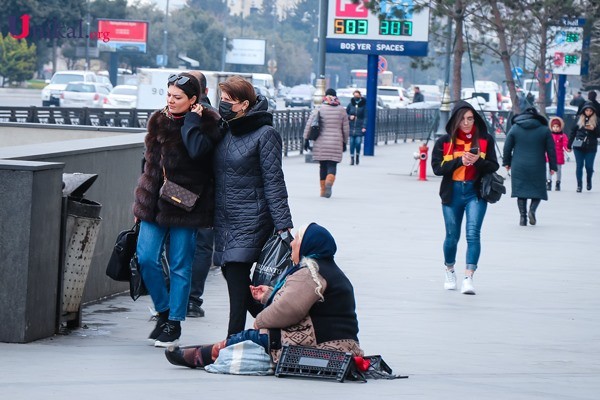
226 329 270 351
349 136 363 156
573 149 596 186
441 181 488 271
137 221 196 321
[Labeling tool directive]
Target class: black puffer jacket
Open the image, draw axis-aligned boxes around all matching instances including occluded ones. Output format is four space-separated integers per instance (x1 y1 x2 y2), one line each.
346 97 366 137
200 95 293 266
133 107 223 227
568 101 600 153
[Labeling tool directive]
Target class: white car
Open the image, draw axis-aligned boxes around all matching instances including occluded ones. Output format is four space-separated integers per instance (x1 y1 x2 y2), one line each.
103 85 138 108
377 86 410 108
41 70 98 106
60 82 111 108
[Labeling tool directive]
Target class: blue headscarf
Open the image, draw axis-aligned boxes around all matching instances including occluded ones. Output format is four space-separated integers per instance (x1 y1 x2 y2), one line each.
265 223 337 306
299 223 337 260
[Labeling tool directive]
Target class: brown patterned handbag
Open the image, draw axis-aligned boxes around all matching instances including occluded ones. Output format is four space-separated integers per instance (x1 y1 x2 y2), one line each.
159 167 199 212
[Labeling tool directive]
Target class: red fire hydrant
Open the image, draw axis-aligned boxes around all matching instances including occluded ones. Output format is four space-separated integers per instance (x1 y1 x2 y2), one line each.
418 144 429 181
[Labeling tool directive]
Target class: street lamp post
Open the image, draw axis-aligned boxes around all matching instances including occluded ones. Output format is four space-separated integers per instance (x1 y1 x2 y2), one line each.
312 0 328 107
162 0 170 68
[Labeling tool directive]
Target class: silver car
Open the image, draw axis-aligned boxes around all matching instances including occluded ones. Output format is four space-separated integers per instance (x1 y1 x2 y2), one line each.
60 82 111 108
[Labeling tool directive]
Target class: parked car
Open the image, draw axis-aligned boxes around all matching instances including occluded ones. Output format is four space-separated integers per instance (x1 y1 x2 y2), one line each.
253 85 277 111
284 85 316 108
377 86 410 108
60 82 111 108
96 75 114 92
41 70 98 106
103 85 138 108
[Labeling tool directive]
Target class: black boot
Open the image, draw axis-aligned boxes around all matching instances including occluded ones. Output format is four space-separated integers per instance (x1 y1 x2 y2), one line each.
577 179 582 192
587 175 592 191
546 180 552 190
356 154 360 165
517 198 527 226
555 181 561 191
529 199 540 226
350 155 355 165
149 309 169 341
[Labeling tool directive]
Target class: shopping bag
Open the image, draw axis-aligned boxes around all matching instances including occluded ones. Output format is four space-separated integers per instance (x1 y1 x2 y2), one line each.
251 231 293 288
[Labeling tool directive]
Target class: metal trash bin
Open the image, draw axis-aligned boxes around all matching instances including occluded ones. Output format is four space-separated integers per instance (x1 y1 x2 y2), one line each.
58 173 102 330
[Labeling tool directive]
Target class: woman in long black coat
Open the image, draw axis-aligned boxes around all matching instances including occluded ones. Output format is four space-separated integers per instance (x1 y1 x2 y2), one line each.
503 108 557 226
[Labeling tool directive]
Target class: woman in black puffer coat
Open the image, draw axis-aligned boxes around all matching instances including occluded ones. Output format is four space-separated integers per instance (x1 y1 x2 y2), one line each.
182 76 293 336
133 72 223 348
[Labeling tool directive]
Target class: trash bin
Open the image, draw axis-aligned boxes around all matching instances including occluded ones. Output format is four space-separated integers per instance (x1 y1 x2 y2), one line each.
58 173 102 330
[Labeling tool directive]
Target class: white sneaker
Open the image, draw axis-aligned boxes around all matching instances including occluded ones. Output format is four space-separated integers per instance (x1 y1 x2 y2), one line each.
461 277 476 295
444 269 457 290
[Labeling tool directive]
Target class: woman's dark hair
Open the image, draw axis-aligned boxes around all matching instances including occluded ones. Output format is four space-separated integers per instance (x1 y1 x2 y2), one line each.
450 107 479 145
218 76 257 108
167 72 200 103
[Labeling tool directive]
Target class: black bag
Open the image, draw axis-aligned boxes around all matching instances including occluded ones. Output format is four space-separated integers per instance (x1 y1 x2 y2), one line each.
308 111 320 141
130 254 148 301
106 223 140 282
251 231 293 287
480 172 506 204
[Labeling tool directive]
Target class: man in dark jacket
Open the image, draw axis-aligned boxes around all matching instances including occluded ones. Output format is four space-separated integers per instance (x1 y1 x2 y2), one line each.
346 90 367 165
503 107 557 226
412 86 424 103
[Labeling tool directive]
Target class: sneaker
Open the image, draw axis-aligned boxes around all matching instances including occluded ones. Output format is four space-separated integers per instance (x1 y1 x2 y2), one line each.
461 277 476 295
155 321 181 348
148 312 168 343
187 301 205 318
444 269 457 290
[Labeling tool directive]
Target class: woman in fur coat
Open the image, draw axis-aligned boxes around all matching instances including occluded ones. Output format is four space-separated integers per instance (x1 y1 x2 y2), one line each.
133 72 223 347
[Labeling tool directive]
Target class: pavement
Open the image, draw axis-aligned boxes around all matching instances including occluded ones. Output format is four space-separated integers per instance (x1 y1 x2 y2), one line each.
1 140 599 399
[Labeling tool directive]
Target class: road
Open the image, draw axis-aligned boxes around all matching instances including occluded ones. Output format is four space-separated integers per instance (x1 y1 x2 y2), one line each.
0 88 42 107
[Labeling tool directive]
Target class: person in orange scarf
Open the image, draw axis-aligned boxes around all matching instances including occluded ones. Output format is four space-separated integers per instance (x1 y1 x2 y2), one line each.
431 101 500 295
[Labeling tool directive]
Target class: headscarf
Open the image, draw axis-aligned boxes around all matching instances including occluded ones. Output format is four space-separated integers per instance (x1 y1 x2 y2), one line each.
298 223 337 260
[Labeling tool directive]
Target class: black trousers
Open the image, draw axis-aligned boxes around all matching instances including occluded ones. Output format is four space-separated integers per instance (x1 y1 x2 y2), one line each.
222 262 264 337
189 228 214 305
319 160 338 180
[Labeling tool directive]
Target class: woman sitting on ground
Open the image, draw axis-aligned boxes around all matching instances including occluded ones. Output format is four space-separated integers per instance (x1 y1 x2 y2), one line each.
164 222 364 368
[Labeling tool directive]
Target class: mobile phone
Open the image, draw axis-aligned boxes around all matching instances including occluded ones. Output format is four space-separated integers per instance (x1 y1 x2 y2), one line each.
469 147 480 155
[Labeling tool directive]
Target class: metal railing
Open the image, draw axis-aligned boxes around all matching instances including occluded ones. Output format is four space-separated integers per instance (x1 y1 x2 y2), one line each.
0 106 439 154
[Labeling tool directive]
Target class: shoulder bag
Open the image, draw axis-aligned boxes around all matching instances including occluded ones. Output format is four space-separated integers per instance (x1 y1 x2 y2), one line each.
106 222 140 281
572 137 585 148
480 172 506 204
308 111 320 140
159 167 199 212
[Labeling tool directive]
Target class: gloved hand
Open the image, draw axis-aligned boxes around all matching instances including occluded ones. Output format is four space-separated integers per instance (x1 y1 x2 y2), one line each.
304 139 311 151
343 143 347 152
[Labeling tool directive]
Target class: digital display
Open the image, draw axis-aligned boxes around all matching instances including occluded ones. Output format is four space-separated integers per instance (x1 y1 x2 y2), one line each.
379 20 413 36
334 18 368 35
564 54 578 64
565 32 580 42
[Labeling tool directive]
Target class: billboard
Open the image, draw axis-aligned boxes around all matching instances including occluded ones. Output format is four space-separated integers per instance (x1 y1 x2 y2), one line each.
326 0 430 56
97 20 148 53
225 39 266 65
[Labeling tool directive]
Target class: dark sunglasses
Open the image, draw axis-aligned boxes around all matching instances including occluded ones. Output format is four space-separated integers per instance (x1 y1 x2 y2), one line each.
168 74 190 86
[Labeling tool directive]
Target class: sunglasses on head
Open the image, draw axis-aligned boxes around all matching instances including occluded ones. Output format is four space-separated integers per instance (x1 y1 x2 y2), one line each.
168 74 190 86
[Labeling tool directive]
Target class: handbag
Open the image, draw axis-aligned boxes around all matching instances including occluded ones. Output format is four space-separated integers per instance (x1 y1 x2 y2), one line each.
572 137 584 148
129 254 148 301
251 231 293 288
106 222 140 282
159 167 199 212
308 111 320 141
480 172 506 204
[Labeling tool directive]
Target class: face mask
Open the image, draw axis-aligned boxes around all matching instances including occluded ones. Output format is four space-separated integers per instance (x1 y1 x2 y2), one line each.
219 101 238 121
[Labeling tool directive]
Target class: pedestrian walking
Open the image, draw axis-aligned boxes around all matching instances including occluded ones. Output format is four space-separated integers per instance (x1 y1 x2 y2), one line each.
346 90 367 166
303 88 349 198
567 102 600 192
182 75 293 336
412 86 424 103
431 100 500 295
503 107 557 226
546 117 569 191
133 72 223 347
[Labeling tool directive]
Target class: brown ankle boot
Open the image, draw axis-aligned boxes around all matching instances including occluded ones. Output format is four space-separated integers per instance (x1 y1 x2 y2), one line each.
165 344 214 369
319 180 326 197
324 174 335 198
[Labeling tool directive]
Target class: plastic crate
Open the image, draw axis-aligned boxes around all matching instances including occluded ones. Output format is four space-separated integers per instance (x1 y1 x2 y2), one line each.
275 345 354 382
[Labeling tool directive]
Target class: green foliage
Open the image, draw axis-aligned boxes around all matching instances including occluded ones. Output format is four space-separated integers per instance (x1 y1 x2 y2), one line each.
0 33 36 85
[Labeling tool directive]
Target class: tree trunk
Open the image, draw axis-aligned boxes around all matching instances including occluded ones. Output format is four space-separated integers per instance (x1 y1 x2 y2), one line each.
538 22 548 115
489 0 519 113
52 39 58 75
452 2 465 102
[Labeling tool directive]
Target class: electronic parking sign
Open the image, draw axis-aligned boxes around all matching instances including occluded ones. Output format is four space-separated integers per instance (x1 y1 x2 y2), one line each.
548 18 585 76
326 0 429 56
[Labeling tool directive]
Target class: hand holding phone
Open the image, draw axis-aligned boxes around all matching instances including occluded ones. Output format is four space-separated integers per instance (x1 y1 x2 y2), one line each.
469 147 480 155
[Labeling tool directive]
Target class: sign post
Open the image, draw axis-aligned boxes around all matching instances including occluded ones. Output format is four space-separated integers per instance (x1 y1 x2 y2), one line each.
326 0 430 156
